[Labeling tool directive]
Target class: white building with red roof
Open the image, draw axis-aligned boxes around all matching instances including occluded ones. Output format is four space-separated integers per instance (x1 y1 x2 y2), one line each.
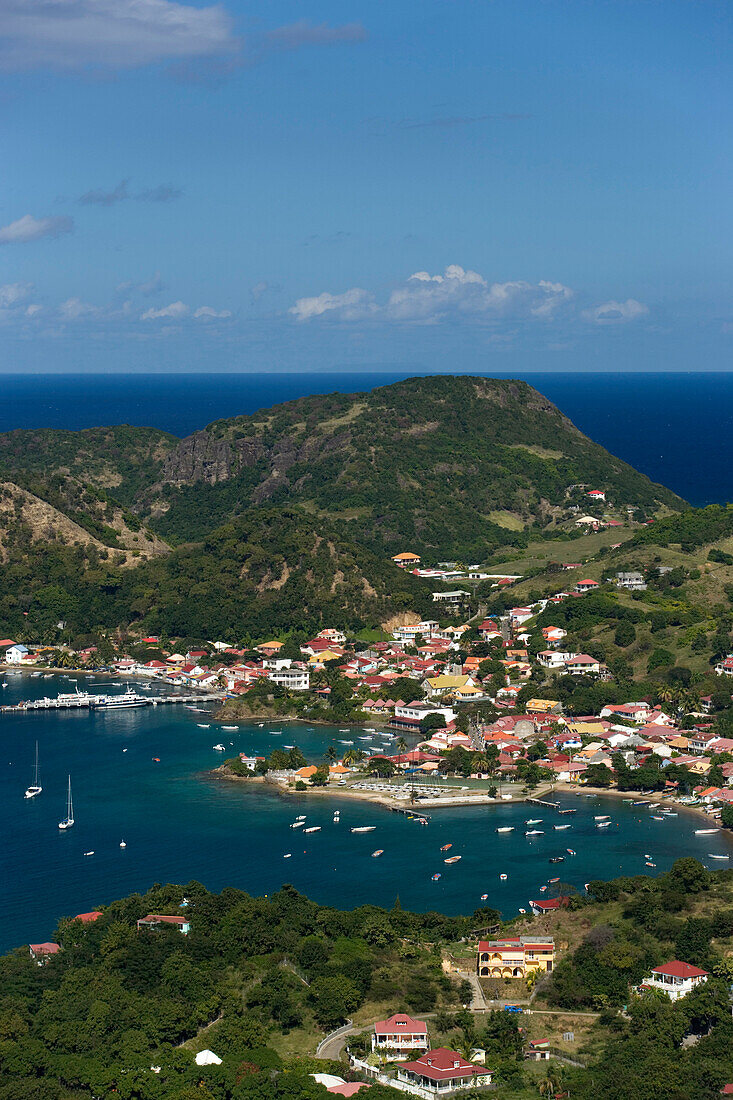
372 1013 428 1053
29 942 60 964
396 1049 492 1094
639 961 708 1001
574 579 600 594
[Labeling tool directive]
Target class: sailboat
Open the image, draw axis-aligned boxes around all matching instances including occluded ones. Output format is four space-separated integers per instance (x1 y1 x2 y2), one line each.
24 741 42 799
58 776 74 829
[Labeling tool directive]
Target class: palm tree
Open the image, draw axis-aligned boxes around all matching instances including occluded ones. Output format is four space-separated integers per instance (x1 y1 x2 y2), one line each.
342 748 364 766
396 736 408 755
325 745 338 764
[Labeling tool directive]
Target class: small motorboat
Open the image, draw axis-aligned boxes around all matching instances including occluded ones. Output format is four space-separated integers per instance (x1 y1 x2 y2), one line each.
595 821 612 829
548 877 560 884
291 821 305 829
595 815 610 821
566 849 576 855
283 853 292 858
709 853 730 860
152 757 160 763
197 724 210 729
652 815 664 821
222 726 239 731
212 744 225 751
549 856 565 864
518 908 526 914
480 893 489 900
339 740 354 745
525 829 544 836
371 849 384 857
646 861 656 867
83 851 94 857
431 873 441 881
539 885 547 892
695 828 718 835
525 818 542 825
304 826 321 833
440 844 452 851
119 840 126 848
496 826 514 833
554 824 571 830
444 855 461 864
351 826 376 833
499 873 507 881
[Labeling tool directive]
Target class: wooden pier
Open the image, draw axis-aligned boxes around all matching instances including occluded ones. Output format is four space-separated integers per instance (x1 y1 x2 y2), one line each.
526 796 561 810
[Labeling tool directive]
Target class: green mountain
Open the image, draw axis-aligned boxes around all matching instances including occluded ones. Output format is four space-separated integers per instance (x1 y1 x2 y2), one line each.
144 375 684 555
0 376 687 639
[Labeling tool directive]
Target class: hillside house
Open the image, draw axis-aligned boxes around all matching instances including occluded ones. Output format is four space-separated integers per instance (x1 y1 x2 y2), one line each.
422 674 477 698
29 942 60 964
5 644 29 664
431 590 470 607
537 650 576 670
392 552 421 567
477 936 554 978
715 656 733 677
587 489 606 501
372 1013 429 1053
136 914 190 934
529 897 569 915
396 1049 492 1094
574 579 600 594
564 654 602 676
638 961 708 1001
616 571 647 591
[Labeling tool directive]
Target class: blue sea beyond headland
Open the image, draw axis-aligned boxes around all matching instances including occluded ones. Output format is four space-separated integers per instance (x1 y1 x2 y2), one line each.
3 370 733 506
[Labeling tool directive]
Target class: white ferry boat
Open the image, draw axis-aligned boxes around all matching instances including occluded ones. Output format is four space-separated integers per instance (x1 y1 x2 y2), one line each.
92 688 149 710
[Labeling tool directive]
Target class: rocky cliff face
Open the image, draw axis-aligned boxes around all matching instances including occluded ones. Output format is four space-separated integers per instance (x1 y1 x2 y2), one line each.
160 432 267 485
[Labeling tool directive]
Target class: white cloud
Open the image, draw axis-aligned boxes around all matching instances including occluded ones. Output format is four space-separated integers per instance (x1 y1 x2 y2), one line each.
141 300 189 320
58 297 97 319
193 306 231 320
0 213 73 244
25 303 42 317
583 298 649 325
290 287 375 322
0 0 237 72
291 265 575 325
0 281 33 306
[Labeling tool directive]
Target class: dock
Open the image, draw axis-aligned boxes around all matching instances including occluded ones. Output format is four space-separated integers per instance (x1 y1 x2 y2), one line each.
386 804 430 823
526 796 561 810
0 692 225 714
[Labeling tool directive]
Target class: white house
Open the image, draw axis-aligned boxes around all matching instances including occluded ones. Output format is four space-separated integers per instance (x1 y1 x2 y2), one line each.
268 667 310 691
639 961 708 1001
394 702 456 725
564 654 602 676
537 650 576 670
431 590 470 606
372 1013 428 1054
393 621 439 645
5 644 29 664
396 1049 492 1095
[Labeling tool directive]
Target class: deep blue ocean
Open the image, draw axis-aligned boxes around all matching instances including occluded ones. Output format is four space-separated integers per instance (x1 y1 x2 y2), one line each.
2 370 733 505
3 673 728 954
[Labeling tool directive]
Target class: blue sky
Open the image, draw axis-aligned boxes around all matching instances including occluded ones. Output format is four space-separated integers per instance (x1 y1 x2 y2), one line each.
0 0 731 372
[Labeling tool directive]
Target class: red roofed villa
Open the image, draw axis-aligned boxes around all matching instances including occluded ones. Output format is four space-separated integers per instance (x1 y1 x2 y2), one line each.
29 942 60 964
638 960 708 1001
372 1013 429 1053
396 1049 492 1094
136 914 191 934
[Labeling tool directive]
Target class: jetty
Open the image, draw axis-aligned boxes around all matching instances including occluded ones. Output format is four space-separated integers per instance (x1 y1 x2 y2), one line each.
387 804 430 823
526 796 562 810
1 692 225 714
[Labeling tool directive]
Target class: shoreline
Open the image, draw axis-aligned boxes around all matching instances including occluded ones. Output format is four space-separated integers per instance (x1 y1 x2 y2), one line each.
210 767 731 837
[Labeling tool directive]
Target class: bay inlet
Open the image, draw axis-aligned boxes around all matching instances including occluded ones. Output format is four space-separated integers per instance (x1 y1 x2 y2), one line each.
3 673 728 953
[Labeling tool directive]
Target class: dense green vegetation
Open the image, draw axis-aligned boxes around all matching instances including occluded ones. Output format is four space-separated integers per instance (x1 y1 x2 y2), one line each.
0 881 497 1100
5 865 733 1099
0 508 433 638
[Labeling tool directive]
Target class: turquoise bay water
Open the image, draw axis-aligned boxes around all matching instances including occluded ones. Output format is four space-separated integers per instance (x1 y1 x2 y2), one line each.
3 672 731 953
